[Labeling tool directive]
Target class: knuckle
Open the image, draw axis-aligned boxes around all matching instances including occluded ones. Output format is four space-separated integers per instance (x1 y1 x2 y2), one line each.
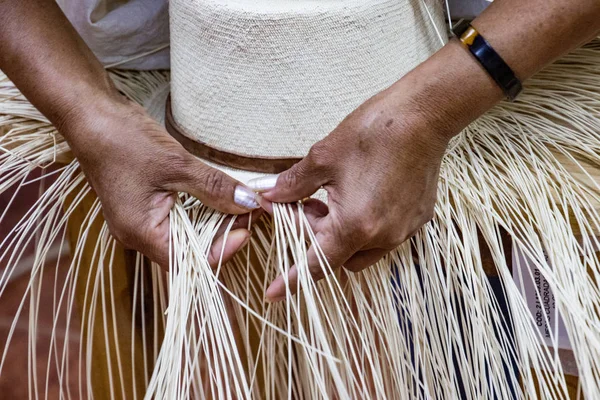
163 150 193 181
307 142 331 171
330 217 364 253
424 208 435 222
381 234 404 250
281 166 302 190
144 230 168 263
106 211 146 251
201 169 228 198
109 221 134 247
350 215 379 242
356 223 376 242
167 148 192 171
308 264 326 281
144 225 168 248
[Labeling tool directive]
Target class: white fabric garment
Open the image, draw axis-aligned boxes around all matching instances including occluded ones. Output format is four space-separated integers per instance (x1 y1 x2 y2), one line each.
59 0 490 71
448 0 491 19
57 0 170 70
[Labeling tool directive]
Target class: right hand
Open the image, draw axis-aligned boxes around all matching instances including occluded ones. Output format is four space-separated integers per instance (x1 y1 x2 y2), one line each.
60 97 261 268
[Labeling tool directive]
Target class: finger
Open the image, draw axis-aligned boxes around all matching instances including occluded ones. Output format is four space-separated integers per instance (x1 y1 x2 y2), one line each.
132 213 171 269
170 157 259 214
296 199 329 234
305 219 359 274
270 200 328 244
249 146 330 203
207 229 252 268
259 198 328 237
266 223 358 302
214 209 264 238
265 265 298 303
116 191 176 269
256 194 274 215
262 199 331 302
125 207 258 271
343 248 389 273
302 198 329 228
303 198 329 215
137 226 251 271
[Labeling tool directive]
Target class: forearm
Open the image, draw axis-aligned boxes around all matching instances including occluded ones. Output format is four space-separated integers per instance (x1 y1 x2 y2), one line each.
0 0 122 141
391 0 600 143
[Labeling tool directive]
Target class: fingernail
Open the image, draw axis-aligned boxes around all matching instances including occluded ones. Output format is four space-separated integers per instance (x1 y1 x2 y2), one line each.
234 186 260 209
255 193 273 213
247 174 279 192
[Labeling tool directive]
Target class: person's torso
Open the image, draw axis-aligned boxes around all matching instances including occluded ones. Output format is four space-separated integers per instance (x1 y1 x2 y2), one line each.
57 0 170 69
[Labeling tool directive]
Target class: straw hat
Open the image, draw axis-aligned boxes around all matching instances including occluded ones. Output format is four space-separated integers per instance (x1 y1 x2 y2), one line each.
164 0 445 183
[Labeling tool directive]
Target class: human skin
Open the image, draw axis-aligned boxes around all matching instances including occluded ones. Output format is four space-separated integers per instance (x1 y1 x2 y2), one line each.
252 0 600 301
0 0 262 267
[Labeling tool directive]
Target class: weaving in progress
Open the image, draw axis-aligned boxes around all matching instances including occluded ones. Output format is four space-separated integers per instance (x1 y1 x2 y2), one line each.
1 0 600 398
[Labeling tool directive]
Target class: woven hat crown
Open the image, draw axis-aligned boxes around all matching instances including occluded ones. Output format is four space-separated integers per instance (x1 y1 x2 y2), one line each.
169 0 445 161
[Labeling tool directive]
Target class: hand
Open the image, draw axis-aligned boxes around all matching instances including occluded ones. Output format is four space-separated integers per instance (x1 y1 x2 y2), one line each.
61 97 261 268
250 82 452 302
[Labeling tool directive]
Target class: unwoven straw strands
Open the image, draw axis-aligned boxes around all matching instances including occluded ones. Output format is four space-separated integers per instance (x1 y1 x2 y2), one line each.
1 40 600 399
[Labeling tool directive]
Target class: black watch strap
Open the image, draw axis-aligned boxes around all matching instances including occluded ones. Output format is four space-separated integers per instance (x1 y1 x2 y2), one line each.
453 20 522 101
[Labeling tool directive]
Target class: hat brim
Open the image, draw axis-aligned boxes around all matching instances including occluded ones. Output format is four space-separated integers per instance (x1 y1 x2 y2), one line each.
144 82 273 185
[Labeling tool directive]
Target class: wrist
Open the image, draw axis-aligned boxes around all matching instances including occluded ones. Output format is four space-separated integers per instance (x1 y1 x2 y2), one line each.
389 39 504 145
57 82 131 151
48 63 124 130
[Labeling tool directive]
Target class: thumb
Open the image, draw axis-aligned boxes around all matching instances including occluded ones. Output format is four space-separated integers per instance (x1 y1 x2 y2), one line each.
249 149 330 203
208 229 251 268
171 157 260 214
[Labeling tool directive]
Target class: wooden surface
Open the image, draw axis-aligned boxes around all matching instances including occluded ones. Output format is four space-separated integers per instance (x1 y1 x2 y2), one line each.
66 188 157 400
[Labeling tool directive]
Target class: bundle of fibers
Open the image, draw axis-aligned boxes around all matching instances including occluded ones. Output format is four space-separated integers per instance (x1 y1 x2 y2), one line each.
1 40 600 399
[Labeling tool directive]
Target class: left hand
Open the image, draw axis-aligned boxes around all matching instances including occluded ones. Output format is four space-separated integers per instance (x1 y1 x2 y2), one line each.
250 82 453 302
